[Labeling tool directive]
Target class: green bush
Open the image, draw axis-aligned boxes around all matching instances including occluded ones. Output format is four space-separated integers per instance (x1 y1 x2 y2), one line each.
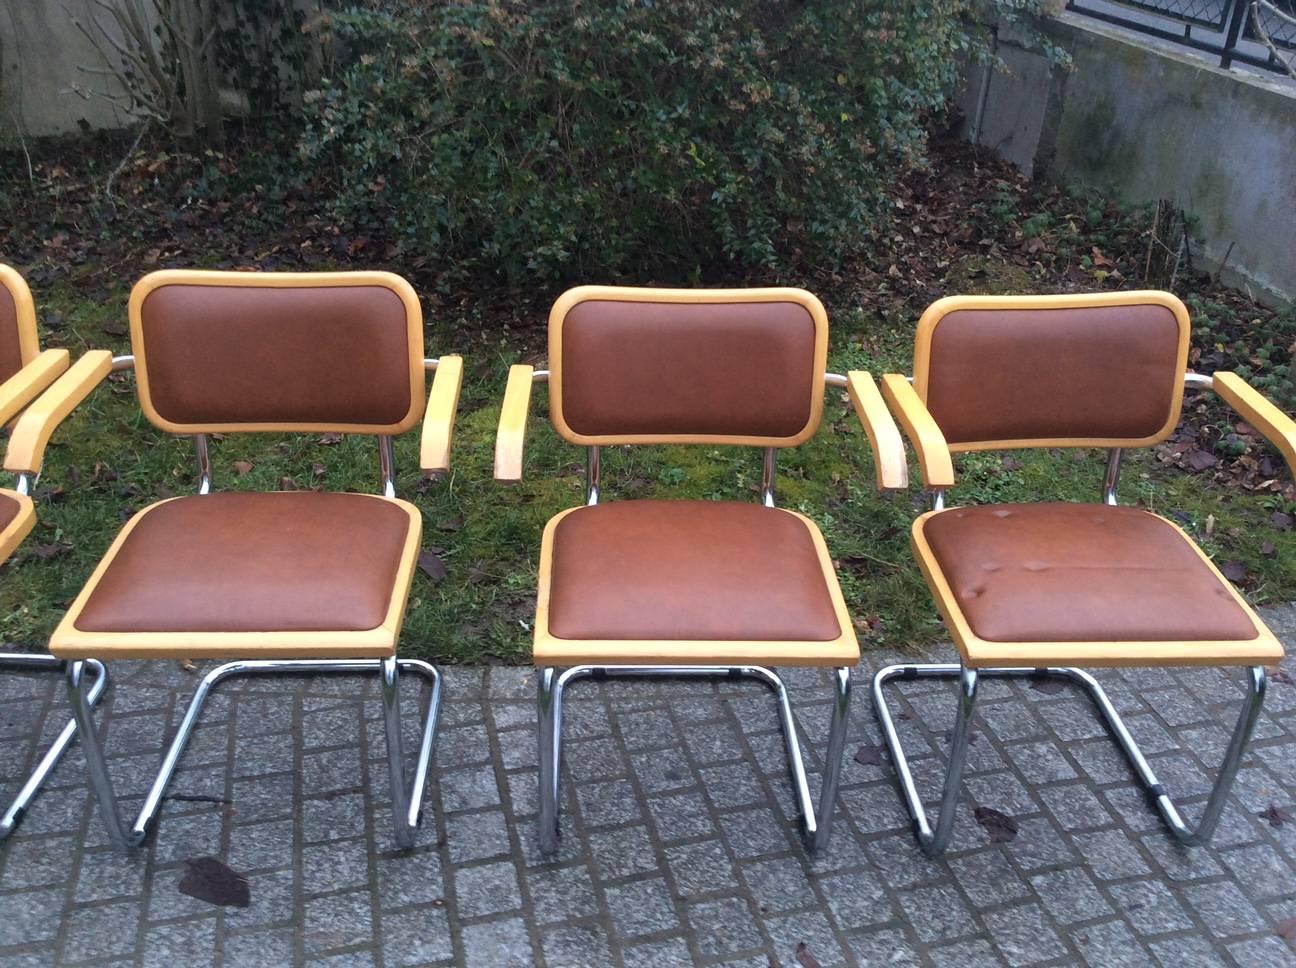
297 0 1020 288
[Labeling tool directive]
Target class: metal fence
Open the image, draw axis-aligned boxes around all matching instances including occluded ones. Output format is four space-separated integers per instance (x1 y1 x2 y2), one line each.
1065 0 1296 73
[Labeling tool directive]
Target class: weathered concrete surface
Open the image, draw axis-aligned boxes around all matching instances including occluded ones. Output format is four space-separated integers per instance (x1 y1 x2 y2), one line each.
0 0 137 137
960 13 1296 306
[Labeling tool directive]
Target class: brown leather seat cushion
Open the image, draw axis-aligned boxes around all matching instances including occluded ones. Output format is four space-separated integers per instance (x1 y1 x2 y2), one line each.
0 490 24 533
75 493 414 633
920 503 1258 643
547 500 841 641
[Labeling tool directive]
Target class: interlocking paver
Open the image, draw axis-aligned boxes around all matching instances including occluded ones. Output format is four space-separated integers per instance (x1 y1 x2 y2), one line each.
1106 879 1195 935
452 860 523 919
982 903 1067 966
1029 867 1113 925
604 876 680 939
2 606 1296 965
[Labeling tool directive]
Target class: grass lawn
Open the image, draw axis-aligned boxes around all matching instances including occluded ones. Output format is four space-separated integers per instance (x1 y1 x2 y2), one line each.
3 137 1294 663
2 285 1294 666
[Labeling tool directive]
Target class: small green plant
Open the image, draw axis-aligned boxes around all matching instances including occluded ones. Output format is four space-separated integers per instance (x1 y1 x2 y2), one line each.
1187 295 1296 410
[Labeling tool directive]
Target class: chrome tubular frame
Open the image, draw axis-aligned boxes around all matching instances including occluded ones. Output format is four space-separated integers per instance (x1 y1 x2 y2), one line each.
536 664 852 855
66 655 442 850
62 351 443 850
534 370 861 854
0 656 107 838
1103 448 1123 506
378 434 397 498
761 448 777 508
874 662 1266 855
585 446 600 506
193 434 212 494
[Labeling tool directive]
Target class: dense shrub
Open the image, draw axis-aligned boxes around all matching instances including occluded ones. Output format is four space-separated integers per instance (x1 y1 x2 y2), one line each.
298 0 1023 288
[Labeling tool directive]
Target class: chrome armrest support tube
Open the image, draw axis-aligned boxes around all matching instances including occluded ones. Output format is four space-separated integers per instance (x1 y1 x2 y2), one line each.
194 435 212 495
761 448 777 508
379 435 397 498
1103 448 1123 506
586 446 600 506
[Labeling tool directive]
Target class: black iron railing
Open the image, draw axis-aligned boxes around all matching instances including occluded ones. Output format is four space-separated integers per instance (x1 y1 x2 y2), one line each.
1066 0 1295 73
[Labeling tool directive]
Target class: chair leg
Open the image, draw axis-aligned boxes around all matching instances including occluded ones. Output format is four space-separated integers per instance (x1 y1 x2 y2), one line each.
809 666 853 852
873 662 978 856
534 664 851 854
0 656 107 840
70 657 442 851
66 659 143 849
1072 664 1266 845
875 662 1267 855
536 666 561 855
381 655 415 849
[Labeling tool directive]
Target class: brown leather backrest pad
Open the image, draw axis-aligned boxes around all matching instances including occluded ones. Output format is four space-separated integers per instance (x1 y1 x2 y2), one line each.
923 304 1183 445
555 299 819 440
138 284 418 428
0 282 27 384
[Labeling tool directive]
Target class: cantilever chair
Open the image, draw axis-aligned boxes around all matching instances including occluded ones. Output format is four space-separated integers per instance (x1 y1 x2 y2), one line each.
0 264 108 840
494 285 907 854
874 290 1290 856
4 269 464 850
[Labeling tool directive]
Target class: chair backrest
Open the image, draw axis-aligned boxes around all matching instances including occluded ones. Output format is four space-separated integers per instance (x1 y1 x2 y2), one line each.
0 265 41 384
548 286 828 447
129 270 425 435
914 291 1190 451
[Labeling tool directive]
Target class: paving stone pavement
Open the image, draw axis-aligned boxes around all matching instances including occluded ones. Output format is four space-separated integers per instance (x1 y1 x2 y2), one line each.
3 607 1296 967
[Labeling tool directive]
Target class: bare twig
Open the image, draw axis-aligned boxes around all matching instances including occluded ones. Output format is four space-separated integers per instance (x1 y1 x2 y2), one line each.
1252 1 1296 79
1213 240 1236 285
1 0 34 183
64 0 223 141
104 118 150 199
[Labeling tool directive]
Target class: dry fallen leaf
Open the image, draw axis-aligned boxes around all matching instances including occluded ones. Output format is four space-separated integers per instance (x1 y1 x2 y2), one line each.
177 856 249 908
1259 804 1293 828
974 806 1019 843
854 744 885 767
30 542 73 560
232 460 254 476
418 549 447 583
794 942 822 968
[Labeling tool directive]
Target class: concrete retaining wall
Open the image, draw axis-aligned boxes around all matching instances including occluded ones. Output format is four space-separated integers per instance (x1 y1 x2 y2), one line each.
959 13 1296 305
0 0 139 137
